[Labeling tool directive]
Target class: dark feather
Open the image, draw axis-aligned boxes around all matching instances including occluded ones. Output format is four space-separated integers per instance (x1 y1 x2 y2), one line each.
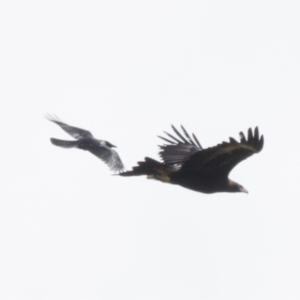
45 113 93 139
180 127 264 177
158 125 202 166
50 138 79 148
171 125 189 144
157 135 177 145
192 133 202 149
162 130 184 144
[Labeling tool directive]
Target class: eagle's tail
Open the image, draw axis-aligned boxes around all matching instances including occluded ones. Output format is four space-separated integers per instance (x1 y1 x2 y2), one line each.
120 157 174 183
50 138 79 148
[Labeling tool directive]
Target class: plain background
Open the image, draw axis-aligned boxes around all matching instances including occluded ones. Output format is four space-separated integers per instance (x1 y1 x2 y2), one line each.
1 1 299 299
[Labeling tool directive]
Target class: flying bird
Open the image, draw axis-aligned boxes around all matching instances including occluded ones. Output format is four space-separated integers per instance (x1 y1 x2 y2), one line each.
45 114 124 172
120 126 264 193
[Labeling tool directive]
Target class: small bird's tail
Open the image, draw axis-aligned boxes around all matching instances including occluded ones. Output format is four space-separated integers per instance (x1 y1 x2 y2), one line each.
120 157 174 182
50 138 79 148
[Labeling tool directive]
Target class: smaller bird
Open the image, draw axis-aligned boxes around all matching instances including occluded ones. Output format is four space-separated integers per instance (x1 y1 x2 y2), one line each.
45 114 124 172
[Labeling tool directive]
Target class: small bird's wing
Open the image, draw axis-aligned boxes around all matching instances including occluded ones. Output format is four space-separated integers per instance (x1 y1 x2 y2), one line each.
87 145 125 173
50 138 80 148
180 127 264 176
45 113 94 139
158 125 202 166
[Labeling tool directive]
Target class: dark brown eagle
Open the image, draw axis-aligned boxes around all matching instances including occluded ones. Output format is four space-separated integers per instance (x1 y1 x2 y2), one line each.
120 126 264 193
45 114 124 173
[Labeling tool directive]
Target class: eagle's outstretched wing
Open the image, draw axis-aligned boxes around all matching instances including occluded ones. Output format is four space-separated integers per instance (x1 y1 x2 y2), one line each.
45 113 94 139
158 125 202 166
180 127 264 176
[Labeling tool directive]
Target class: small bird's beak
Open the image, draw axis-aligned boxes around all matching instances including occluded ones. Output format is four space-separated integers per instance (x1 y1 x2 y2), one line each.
240 187 249 194
106 142 117 148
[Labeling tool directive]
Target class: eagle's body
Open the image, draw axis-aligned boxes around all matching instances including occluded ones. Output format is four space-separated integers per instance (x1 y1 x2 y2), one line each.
121 126 264 194
45 114 124 173
171 170 237 194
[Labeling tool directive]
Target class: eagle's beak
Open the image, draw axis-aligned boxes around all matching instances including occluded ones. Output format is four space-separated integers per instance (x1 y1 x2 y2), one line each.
240 186 249 194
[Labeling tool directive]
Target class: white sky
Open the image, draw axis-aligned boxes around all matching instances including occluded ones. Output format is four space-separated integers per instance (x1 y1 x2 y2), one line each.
1 1 300 299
